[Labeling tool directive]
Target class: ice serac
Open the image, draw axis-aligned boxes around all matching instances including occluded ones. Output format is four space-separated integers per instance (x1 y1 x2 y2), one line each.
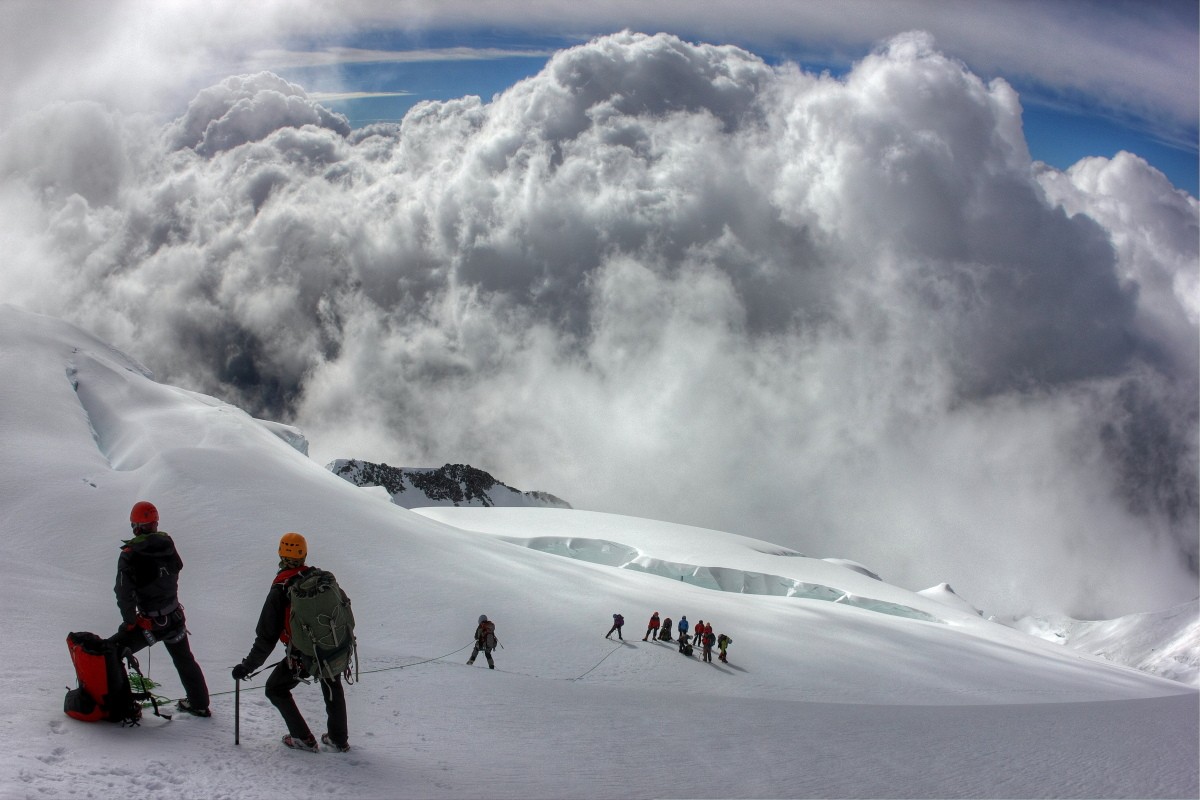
256 418 309 455
327 458 571 509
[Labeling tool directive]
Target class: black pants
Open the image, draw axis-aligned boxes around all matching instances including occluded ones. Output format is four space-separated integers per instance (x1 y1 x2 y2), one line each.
265 659 347 746
469 644 494 667
109 622 209 709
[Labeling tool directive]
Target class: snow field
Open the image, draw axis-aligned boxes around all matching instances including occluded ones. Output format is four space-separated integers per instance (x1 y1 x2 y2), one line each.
2 305 1196 798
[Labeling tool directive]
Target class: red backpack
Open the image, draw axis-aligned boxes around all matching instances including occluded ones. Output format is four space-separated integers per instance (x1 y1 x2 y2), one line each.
64 632 162 725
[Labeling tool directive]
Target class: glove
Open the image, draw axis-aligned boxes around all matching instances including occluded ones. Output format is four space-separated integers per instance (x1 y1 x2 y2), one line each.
231 663 250 681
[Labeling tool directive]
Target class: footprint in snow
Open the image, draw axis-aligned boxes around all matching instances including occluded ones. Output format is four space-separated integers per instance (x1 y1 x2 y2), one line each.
35 747 67 765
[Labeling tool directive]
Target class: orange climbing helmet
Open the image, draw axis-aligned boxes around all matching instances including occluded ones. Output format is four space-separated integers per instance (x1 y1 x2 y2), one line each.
278 532 307 560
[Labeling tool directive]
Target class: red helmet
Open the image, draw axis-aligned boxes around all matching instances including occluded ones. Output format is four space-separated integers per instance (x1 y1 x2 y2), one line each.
130 501 159 525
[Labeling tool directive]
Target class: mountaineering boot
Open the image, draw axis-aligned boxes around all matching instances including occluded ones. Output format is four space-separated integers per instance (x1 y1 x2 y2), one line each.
321 733 351 752
176 699 211 717
282 734 319 752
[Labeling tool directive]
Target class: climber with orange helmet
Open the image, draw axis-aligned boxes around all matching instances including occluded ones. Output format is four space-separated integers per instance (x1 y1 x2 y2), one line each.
109 500 211 717
231 532 351 753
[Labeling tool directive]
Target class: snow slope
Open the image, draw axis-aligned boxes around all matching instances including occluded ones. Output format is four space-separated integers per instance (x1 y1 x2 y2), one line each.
1012 601 1200 688
1 304 1196 799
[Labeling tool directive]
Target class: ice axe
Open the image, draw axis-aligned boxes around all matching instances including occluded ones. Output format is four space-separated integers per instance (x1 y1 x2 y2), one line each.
234 678 240 745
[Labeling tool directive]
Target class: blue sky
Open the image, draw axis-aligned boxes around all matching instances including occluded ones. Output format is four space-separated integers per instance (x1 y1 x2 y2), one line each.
261 9 1198 198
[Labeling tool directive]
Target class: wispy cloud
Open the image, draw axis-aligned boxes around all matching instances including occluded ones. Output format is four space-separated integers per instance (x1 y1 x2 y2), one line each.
307 90 415 102
245 46 555 72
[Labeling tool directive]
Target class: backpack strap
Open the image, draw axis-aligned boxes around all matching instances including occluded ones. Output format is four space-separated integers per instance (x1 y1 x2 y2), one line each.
274 566 309 651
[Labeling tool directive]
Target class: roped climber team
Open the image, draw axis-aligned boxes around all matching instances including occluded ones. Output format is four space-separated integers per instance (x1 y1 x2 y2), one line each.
82 500 737 755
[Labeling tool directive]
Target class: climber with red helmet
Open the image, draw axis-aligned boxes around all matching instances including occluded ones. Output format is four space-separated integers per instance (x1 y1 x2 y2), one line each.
108 500 211 717
642 611 661 641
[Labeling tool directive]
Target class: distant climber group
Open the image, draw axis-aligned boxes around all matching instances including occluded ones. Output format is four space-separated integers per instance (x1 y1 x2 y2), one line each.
616 611 732 664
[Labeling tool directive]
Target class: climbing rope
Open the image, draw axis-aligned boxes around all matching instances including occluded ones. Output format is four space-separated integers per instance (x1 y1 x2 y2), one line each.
160 637 636 705
356 642 474 678
161 642 475 704
570 639 625 681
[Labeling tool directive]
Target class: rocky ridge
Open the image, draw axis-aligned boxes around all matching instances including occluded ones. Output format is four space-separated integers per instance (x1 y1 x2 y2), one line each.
328 458 571 510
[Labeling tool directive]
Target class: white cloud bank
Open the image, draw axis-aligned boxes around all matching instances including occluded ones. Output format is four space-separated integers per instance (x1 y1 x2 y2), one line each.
1 31 1196 619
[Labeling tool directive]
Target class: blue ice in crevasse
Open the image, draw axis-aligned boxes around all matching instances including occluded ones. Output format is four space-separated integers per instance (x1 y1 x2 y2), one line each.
512 536 941 624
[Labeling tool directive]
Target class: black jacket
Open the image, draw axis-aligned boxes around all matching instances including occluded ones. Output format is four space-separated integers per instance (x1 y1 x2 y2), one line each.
114 531 183 626
240 566 308 672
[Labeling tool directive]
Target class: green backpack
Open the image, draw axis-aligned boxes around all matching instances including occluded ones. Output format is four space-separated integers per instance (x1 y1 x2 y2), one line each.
287 568 357 682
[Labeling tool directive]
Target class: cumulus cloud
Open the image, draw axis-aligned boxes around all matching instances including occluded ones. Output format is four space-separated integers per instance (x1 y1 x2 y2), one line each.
1 31 1196 618
167 73 352 156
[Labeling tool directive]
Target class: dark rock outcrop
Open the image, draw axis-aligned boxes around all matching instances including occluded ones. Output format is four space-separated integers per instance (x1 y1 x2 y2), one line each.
328 459 571 509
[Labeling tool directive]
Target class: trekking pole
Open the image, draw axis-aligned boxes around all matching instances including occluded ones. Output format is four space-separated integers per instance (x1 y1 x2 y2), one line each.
234 678 240 746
